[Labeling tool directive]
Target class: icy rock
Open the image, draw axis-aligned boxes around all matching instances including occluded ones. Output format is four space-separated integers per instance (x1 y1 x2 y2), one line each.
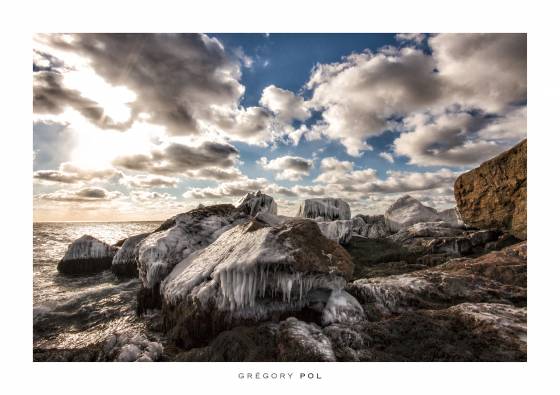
316 220 353 244
57 235 118 275
384 195 440 233
277 317 336 362
348 242 526 316
104 332 164 362
111 232 150 278
321 289 365 325
160 219 353 345
296 198 351 221
352 214 390 239
137 204 246 289
437 207 464 228
254 211 291 226
236 190 278 216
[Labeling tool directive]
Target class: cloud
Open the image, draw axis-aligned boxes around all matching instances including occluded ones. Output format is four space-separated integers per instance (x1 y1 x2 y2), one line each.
259 85 310 123
120 174 178 189
393 108 526 166
429 33 527 113
35 33 244 136
258 155 313 181
35 187 123 202
211 106 275 146
112 140 239 175
312 157 457 195
33 71 131 130
396 33 426 45
183 177 270 200
379 151 394 163
306 46 441 155
305 34 526 156
34 162 123 184
130 190 176 202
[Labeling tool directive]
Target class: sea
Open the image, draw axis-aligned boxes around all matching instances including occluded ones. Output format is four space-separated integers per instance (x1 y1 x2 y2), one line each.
33 221 166 355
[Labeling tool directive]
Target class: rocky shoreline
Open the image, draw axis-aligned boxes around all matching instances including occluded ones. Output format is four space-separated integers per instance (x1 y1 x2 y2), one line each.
40 139 527 362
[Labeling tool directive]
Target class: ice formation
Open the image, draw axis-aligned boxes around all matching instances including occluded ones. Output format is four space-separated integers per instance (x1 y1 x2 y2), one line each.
277 317 336 362
296 198 351 221
316 220 353 244
321 289 365 325
236 190 278 216
352 214 390 239
437 207 465 228
161 219 353 323
384 195 440 232
61 235 117 262
111 233 150 276
137 205 247 289
103 332 164 362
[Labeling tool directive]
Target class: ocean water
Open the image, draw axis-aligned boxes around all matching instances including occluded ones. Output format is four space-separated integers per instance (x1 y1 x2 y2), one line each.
33 221 163 352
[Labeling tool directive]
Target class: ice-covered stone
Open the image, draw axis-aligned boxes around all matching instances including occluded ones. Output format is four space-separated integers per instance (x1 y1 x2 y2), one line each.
316 220 353 244
111 233 150 278
321 289 364 325
103 332 164 362
277 318 336 362
296 198 351 221
437 207 464 228
384 195 440 233
236 190 277 216
137 204 247 289
58 235 118 275
160 219 353 345
352 214 390 239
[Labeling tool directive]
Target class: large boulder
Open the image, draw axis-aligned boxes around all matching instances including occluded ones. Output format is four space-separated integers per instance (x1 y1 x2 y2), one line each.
296 198 351 221
236 190 277 216
57 235 118 275
352 214 390 239
111 233 150 278
454 139 527 239
384 195 440 232
135 204 249 313
160 219 356 347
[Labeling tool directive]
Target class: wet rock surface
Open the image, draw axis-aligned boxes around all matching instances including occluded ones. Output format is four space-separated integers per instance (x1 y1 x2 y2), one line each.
57 235 118 275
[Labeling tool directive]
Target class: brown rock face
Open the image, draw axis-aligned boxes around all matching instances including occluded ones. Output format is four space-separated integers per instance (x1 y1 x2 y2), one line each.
454 139 527 239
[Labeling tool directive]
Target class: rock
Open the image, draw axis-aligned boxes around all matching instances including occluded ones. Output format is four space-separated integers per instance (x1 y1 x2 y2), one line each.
57 235 118 275
236 190 278 216
316 220 354 244
352 214 390 239
384 195 440 232
174 302 526 362
454 139 527 239
111 233 150 278
296 198 351 221
348 242 527 317
160 219 354 347
437 207 464 228
136 204 244 290
325 302 526 361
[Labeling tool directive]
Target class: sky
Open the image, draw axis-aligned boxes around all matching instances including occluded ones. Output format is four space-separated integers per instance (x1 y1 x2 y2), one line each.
33 33 527 222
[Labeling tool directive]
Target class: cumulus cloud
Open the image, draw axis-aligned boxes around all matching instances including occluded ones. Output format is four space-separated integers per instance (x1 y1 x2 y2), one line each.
211 106 275 146
259 85 310 123
130 190 176 202
306 47 441 155
33 71 131 130
305 34 526 156
183 177 270 200
34 162 123 184
120 174 178 189
258 155 313 181
396 33 426 45
112 140 239 175
393 108 526 166
35 187 123 202
379 151 395 163
312 157 457 195
36 33 244 136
